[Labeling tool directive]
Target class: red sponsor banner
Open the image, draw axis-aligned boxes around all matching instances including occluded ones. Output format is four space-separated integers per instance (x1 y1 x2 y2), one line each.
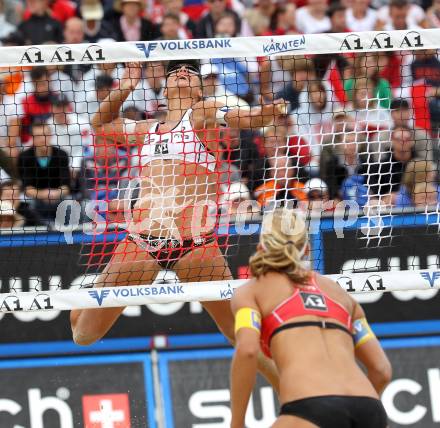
82 393 131 428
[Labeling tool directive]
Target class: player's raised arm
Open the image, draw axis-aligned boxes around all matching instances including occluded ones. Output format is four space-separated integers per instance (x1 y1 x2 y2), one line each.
90 62 142 136
193 99 288 131
224 98 288 129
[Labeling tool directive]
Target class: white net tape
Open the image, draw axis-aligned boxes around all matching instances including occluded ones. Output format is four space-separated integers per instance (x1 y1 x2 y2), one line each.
2 29 435 67
1 270 438 313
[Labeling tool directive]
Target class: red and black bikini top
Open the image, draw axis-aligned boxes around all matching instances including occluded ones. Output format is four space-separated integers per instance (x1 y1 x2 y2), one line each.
260 274 352 358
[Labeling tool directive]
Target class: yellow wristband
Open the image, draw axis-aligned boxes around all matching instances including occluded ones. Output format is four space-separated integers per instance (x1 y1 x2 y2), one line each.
353 318 375 348
235 307 261 335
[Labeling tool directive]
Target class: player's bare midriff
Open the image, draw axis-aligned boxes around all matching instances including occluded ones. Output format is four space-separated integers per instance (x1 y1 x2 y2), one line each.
128 159 220 239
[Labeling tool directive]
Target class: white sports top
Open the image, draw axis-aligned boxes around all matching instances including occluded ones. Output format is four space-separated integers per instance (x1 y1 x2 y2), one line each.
139 109 217 172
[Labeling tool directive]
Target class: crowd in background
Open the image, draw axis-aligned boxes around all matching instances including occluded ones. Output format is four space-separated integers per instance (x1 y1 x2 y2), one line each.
0 0 439 227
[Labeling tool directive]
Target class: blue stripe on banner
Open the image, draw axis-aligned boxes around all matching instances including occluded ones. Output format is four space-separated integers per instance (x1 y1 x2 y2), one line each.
159 348 233 363
157 337 440 358
372 319 440 336
319 212 440 232
0 337 153 357
2 320 440 358
160 336 440 354
158 336 440 357
0 212 437 251
1 212 438 247
167 333 229 348
381 336 440 349
0 334 229 358
0 353 149 369
0 232 126 247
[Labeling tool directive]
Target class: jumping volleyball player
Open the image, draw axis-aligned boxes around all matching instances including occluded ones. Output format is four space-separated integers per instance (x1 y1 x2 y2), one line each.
231 208 391 428
70 60 286 386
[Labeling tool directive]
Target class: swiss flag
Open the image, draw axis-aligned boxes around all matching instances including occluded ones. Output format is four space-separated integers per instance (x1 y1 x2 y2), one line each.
82 394 131 428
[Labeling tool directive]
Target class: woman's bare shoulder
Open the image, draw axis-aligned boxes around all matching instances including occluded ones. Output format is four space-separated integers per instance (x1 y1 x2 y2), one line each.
231 279 258 305
315 273 345 292
234 279 257 297
315 273 354 308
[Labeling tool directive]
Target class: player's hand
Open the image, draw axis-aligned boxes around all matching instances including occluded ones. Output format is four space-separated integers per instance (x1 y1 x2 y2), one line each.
273 98 289 116
121 62 142 91
259 96 289 116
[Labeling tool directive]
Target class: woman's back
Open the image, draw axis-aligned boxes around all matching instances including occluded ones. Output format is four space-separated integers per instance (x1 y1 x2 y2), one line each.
251 271 378 403
230 208 390 428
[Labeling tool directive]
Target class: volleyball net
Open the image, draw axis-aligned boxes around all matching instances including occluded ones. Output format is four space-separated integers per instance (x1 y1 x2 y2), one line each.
0 29 439 311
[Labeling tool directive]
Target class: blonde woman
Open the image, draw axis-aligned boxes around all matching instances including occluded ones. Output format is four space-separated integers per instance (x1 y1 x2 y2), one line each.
230 208 391 428
395 159 439 208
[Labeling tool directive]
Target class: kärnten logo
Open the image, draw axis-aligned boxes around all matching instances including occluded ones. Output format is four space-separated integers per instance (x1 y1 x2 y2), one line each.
262 36 306 55
88 289 110 306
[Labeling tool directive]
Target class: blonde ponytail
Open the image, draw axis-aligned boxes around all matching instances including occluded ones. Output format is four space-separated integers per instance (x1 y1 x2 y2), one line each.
249 208 310 284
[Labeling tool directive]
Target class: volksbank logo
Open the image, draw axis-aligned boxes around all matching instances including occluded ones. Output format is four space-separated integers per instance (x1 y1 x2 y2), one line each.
88 289 110 306
136 42 158 58
420 271 440 288
262 36 306 55
20 44 106 64
340 31 424 51
112 285 184 297
88 286 185 305
136 39 232 58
